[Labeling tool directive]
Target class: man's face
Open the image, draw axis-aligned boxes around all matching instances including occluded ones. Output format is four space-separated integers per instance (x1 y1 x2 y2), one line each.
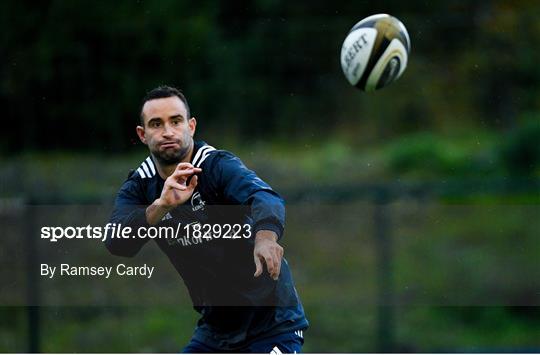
137 96 196 165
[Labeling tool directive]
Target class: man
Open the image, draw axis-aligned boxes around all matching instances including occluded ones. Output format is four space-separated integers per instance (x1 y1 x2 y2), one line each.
105 86 308 352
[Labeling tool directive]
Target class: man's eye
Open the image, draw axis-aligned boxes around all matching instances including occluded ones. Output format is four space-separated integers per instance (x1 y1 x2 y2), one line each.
151 122 161 127
172 119 181 125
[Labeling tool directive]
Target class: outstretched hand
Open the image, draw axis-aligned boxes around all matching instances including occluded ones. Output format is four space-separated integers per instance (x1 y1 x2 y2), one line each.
253 230 283 281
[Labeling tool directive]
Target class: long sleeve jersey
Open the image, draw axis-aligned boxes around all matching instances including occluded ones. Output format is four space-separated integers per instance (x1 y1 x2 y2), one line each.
105 140 308 350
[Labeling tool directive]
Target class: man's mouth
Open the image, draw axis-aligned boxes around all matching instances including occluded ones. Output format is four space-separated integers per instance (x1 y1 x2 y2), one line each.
159 141 180 149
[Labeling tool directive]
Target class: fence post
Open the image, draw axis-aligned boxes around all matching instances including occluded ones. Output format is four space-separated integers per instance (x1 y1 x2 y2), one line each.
25 199 40 353
373 187 394 352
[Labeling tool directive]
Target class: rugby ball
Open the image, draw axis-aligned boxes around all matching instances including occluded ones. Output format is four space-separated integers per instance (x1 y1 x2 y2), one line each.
340 14 411 91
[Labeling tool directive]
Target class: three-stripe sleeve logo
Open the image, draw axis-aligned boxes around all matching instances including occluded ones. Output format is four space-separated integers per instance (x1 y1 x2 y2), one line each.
191 145 216 168
137 156 157 179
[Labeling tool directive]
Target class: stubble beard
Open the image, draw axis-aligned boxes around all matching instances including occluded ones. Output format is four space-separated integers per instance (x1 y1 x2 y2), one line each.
151 137 193 166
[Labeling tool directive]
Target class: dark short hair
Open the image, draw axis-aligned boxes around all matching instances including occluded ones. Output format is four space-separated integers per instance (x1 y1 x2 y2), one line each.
140 85 191 125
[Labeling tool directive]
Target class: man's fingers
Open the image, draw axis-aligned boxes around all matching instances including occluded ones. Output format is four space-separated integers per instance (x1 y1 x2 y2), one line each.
263 254 275 277
175 162 194 170
172 169 201 187
172 168 198 178
254 255 263 277
253 244 284 280
254 251 276 278
168 181 187 191
274 250 282 280
175 163 202 173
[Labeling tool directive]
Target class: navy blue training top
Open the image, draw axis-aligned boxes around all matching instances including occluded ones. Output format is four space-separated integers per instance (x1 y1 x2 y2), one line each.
105 140 308 350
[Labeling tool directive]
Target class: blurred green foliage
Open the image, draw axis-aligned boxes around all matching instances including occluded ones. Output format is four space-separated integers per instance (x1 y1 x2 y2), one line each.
499 117 540 175
386 114 540 178
1 1 540 153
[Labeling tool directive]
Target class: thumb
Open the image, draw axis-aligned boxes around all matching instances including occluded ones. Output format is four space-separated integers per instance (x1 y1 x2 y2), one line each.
254 254 263 277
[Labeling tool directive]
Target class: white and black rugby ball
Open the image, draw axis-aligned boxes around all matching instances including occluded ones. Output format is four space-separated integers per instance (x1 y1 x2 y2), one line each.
340 14 411 91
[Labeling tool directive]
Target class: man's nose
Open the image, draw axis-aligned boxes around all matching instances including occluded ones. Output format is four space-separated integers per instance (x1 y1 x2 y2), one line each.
162 123 175 137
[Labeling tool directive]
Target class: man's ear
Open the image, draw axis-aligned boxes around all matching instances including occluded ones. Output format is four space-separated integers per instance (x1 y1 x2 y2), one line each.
136 126 147 144
189 117 197 137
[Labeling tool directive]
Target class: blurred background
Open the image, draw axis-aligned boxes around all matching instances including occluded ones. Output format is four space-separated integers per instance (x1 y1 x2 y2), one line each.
1 0 539 352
